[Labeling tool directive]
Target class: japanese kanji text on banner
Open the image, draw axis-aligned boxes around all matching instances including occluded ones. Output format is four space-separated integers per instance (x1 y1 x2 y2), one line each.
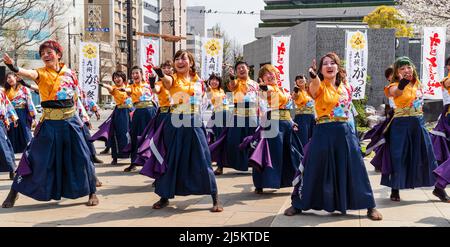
345 30 368 100
79 42 100 103
422 27 447 100
201 38 224 79
271 36 291 90
138 38 160 82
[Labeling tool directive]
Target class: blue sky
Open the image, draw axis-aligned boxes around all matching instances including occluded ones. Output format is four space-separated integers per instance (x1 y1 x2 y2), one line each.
187 0 266 46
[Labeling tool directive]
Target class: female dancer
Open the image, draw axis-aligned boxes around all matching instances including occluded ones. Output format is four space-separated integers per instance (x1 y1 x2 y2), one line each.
124 66 157 172
4 73 36 153
292 74 315 146
375 57 438 202
96 71 133 166
0 87 18 180
210 61 259 175
250 64 303 194
205 73 230 144
2 40 98 208
146 50 222 212
284 53 382 220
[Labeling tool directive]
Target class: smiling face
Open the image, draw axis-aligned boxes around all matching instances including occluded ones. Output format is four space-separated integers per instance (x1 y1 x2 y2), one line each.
131 69 142 83
236 63 249 80
262 71 277 86
398 65 414 81
174 52 192 75
162 65 173 76
40 48 61 69
320 56 338 81
113 75 124 87
209 78 220 89
295 78 306 90
6 74 17 87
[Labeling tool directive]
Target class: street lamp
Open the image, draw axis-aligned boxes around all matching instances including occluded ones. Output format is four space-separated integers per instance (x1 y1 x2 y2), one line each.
67 22 83 68
118 39 127 53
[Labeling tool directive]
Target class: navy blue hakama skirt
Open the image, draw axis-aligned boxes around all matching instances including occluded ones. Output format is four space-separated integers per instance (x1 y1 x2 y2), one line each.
291 122 376 214
381 116 437 189
154 113 218 199
12 116 96 201
0 122 15 173
7 108 32 153
252 119 303 189
130 107 157 163
293 113 315 147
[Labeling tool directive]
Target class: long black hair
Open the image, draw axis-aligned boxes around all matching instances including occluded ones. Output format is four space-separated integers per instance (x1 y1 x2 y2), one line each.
4 72 17 91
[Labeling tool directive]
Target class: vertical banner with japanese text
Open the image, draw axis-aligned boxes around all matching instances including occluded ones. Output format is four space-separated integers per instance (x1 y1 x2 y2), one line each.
201 38 224 79
345 30 368 100
138 38 160 82
79 42 100 103
271 36 291 90
422 27 446 99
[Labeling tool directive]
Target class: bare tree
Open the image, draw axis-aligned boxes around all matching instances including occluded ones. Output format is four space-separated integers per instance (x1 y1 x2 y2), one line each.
396 0 450 37
209 24 244 88
0 0 70 62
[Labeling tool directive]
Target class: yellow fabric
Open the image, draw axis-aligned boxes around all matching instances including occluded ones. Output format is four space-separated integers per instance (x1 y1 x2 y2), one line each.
35 64 72 102
111 85 129 105
385 81 421 109
169 73 198 105
268 109 291 121
155 81 171 107
314 81 344 119
231 78 250 103
129 81 148 103
393 107 423 118
266 85 288 109
234 107 257 117
294 90 312 108
134 101 154 109
295 108 314 115
210 88 226 109
316 116 349 124
170 104 199 114
5 86 19 101
41 107 76 121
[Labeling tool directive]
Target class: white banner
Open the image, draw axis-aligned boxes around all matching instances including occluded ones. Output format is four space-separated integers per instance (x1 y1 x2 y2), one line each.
345 30 368 100
138 38 160 82
79 42 100 103
201 38 224 79
422 27 446 99
271 36 291 90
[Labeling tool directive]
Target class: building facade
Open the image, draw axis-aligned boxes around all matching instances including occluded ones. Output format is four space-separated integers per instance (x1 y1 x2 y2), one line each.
256 0 395 39
186 6 205 70
160 0 187 61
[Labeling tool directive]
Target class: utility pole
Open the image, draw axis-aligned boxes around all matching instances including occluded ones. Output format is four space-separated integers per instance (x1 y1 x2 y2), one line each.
172 6 176 56
126 0 133 80
68 23 72 68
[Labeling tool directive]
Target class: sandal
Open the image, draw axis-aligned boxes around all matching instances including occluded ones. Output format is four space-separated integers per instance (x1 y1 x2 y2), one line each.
124 164 137 172
255 188 263 194
367 208 383 221
284 206 302 216
214 167 223 175
390 189 400 202
433 187 450 203
152 199 169 209
211 203 224 213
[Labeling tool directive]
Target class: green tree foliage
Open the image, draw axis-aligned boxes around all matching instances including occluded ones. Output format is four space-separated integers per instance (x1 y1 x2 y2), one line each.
363 6 414 37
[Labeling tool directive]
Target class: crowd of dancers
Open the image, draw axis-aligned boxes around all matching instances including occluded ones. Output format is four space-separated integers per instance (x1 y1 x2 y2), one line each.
1 40 450 222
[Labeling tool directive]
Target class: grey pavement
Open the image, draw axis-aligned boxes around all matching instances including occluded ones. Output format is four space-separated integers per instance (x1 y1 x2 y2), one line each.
0 110 449 227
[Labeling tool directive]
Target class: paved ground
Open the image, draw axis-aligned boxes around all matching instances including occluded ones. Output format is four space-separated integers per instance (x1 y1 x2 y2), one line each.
0 110 449 227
